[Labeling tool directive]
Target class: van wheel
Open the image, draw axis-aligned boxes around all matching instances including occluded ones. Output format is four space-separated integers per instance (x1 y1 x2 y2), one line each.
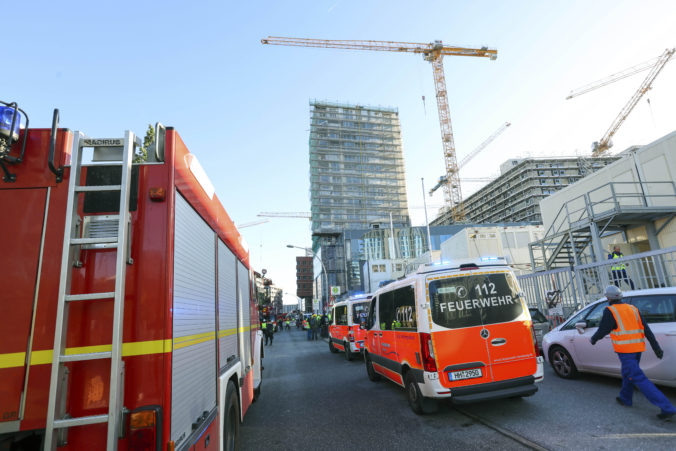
224 381 240 451
405 372 438 415
344 342 353 361
549 346 578 379
329 339 338 353
365 353 381 382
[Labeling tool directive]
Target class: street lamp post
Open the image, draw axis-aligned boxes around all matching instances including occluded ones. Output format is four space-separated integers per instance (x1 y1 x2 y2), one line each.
286 244 329 313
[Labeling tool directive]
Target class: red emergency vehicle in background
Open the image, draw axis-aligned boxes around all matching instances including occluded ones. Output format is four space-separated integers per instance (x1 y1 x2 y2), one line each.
328 294 371 360
0 102 263 450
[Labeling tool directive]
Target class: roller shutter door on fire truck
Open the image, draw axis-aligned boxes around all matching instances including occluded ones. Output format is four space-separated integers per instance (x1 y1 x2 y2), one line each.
238 262 252 369
218 240 239 370
171 192 217 446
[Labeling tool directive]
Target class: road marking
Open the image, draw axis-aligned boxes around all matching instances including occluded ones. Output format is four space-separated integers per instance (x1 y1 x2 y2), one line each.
602 433 676 438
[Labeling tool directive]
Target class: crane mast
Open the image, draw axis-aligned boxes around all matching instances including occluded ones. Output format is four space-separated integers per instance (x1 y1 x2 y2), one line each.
261 37 497 221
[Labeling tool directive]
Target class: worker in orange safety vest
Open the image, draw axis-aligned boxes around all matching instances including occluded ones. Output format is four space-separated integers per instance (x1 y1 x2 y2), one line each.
591 285 675 420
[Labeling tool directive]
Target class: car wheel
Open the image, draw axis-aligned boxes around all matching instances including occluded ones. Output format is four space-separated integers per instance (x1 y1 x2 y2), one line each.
329 339 338 353
549 345 578 379
224 381 240 451
365 353 381 382
344 341 353 361
405 372 438 415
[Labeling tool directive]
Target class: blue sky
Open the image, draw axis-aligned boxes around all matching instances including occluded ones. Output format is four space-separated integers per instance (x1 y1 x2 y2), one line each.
6 1 676 301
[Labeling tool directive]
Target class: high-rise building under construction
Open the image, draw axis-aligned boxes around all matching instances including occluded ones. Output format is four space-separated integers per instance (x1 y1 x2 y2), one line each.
309 100 411 304
309 100 410 233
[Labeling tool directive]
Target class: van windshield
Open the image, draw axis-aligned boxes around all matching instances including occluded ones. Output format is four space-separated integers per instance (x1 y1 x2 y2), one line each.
428 272 524 329
352 302 369 326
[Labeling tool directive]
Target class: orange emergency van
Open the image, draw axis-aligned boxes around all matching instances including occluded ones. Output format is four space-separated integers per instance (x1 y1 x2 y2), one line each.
329 295 371 360
363 258 544 414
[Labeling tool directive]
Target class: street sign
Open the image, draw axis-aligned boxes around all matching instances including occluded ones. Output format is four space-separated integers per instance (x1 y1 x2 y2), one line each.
313 298 319 311
330 286 340 295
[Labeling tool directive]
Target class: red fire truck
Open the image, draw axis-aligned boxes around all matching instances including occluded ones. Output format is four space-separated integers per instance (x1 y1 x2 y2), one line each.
0 102 263 450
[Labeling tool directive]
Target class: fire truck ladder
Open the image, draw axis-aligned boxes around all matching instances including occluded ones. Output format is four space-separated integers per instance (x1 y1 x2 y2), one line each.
44 131 138 450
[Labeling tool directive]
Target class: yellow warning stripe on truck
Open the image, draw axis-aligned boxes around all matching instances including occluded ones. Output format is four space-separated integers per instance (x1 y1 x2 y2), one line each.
0 326 254 369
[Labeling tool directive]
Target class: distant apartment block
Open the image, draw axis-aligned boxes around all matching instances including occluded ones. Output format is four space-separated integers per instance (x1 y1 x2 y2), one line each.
431 156 620 225
296 256 313 312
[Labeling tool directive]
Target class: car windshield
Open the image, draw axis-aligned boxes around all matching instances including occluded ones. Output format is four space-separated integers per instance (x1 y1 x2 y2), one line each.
429 272 525 329
352 302 369 326
529 308 547 323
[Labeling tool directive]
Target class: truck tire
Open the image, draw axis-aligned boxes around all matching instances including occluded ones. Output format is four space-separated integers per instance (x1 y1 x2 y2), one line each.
365 353 381 382
329 339 338 353
405 372 438 415
224 381 240 451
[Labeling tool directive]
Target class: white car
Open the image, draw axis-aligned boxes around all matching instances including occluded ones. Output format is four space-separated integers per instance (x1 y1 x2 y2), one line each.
542 288 676 387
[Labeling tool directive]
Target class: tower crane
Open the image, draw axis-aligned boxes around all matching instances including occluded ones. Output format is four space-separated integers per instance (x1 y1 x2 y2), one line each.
566 51 674 100
261 37 497 221
237 219 270 228
567 48 674 156
429 121 510 196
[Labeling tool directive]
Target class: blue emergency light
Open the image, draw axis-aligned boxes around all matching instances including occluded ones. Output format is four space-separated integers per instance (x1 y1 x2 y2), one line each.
0 105 21 142
0 101 30 183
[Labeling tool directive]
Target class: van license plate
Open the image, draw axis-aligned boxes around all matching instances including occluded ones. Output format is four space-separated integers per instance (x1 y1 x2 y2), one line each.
449 368 482 381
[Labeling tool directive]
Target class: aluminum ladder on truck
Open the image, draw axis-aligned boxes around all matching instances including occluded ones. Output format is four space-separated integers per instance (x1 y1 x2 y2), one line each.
44 131 139 451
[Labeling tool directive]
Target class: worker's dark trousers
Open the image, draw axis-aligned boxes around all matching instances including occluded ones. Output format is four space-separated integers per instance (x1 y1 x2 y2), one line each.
612 269 635 290
617 352 676 414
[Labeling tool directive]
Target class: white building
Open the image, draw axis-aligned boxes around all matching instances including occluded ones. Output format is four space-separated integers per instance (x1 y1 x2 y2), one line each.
440 225 544 273
533 130 676 270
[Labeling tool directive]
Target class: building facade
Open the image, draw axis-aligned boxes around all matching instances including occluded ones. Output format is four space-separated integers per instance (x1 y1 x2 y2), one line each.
340 223 534 295
295 256 314 312
309 100 411 301
431 156 619 225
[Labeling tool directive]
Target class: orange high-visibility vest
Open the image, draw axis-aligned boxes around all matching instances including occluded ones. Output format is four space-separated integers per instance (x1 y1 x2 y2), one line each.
607 303 646 353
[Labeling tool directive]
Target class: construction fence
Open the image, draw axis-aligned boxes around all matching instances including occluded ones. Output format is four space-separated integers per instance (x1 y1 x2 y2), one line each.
517 246 676 326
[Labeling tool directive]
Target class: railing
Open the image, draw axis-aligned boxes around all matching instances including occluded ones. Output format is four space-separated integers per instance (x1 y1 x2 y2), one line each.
530 181 676 270
518 246 676 326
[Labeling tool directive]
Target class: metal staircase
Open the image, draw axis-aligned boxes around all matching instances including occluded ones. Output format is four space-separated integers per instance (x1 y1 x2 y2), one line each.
44 131 139 450
530 180 676 271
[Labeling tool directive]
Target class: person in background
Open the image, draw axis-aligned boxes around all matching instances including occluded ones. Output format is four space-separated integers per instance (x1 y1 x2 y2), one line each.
310 314 319 341
263 320 273 346
591 285 675 421
608 245 635 290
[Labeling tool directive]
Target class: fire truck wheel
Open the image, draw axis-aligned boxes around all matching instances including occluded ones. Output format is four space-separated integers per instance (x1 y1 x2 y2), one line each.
405 372 438 415
365 353 381 382
329 339 338 353
224 381 240 451
344 342 354 361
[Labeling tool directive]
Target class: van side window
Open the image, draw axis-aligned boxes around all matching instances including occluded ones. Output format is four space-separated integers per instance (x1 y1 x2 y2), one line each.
393 286 416 330
379 291 396 330
366 297 377 329
335 305 348 326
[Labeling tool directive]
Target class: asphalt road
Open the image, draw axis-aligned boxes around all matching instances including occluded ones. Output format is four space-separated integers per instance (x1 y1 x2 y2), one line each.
241 328 676 450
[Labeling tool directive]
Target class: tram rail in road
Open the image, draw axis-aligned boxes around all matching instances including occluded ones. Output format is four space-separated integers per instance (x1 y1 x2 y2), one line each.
454 406 550 451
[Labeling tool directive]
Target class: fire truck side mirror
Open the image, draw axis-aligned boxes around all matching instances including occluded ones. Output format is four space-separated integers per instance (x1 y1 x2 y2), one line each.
153 122 166 162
